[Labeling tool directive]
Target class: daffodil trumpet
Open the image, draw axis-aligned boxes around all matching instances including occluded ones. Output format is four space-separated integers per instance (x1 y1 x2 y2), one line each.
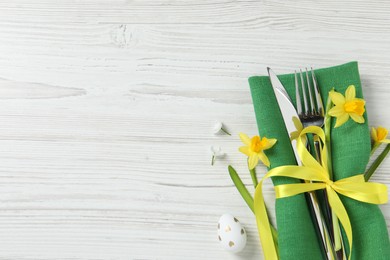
328 85 366 128
371 126 390 155
239 133 277 169
254 126 388 260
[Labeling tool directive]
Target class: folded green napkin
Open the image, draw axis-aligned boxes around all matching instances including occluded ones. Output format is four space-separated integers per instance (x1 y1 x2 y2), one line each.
248 61 390 260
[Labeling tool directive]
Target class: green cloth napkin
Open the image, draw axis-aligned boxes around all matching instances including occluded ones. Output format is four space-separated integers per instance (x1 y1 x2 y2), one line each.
248 61 390 260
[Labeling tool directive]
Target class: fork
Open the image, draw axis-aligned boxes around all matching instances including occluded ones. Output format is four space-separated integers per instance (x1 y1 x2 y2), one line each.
295 68 344 259
295 68 324 127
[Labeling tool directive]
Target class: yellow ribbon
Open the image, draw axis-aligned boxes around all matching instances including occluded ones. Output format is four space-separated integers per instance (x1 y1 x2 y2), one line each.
254 126 388 260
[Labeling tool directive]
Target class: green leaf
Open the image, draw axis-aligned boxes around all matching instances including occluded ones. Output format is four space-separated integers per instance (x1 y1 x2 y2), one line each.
228 165 254 213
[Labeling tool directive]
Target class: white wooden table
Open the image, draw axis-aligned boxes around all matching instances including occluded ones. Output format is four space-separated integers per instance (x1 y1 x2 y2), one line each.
0 1 389 259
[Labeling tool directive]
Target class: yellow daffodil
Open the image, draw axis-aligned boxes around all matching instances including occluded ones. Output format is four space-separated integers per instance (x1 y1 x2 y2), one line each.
328 85 365 128
290 116 303 141
371 126 390 146
239 133 277 169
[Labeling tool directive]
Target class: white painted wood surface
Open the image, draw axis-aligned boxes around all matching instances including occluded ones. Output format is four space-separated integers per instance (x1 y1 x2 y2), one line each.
0 1 389 259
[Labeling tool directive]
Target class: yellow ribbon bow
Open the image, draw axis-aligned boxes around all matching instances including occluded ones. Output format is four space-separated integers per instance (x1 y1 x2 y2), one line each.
254 126 388 260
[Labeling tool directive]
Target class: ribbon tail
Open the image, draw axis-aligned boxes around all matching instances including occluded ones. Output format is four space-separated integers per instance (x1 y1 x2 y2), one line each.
254 179 279 260
326 186 353 260
334 175 388 204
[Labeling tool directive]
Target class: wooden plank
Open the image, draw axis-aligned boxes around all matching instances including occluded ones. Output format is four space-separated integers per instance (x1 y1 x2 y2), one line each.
0 1 388 259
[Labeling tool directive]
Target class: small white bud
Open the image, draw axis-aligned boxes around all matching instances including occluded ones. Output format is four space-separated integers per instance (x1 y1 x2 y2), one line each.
213 122 231 135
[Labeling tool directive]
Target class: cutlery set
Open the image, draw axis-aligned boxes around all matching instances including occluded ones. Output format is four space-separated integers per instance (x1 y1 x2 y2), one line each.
268 67 345 260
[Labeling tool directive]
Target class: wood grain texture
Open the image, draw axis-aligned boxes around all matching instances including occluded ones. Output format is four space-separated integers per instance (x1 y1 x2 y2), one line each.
0 0 389 259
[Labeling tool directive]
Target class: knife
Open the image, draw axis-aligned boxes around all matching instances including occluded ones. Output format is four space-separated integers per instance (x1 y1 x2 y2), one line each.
267 67 331 259
267 68 301 165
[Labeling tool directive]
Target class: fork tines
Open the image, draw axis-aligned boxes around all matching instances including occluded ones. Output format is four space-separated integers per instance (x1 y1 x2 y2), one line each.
294 68 324 123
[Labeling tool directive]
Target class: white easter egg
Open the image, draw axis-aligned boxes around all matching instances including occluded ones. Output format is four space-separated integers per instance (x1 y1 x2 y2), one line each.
217 213 247 253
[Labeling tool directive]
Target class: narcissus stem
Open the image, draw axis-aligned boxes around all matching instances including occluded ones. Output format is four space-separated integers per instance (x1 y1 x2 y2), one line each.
370 143 380 156
228 165 278 251
324 92 333 180
365 144 390 181
324 90 342 251
249 167 258 188
221 127 231 135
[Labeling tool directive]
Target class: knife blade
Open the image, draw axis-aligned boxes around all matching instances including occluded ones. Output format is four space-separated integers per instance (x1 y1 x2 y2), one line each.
267 67 331 259
267 68 301 165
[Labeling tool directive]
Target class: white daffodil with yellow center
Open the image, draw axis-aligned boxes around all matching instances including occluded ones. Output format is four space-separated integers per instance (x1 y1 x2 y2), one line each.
239 133 277 169
328 85 366 128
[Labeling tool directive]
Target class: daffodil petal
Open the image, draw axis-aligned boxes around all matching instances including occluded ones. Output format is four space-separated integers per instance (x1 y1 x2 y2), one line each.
380 139 390 144
239 146 251 156
328 105 345 117
239 133 251 146
371 127 378 142
334 113 349 128
329 91 345 106
290 131 298 141
248 154 259 170
350 113 365 124
292 116 303 131
258 152 270 167
345 85 356 101
263 138 277 150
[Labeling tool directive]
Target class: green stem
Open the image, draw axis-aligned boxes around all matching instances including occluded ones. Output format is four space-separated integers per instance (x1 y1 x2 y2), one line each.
365 144 390 181
324 90 342 251
211 155 215 166
249 167 258 188
228 165 278 251
228 165 254 212
333 216 342 251
324 91 334 180
221 127 231 136
370 143 380 156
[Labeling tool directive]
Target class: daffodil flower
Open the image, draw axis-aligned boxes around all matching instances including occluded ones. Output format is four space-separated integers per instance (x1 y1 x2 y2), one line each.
371 126 390 145
328 85 366 128
290 116 303 141
366 126 390 179
370 126 390 156
239 133 277 169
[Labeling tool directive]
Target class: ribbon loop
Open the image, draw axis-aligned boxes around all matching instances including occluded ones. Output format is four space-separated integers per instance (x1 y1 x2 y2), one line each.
254 126 388 260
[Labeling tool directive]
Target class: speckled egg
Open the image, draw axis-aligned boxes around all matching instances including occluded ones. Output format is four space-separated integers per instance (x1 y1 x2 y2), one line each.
217 213 247 253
